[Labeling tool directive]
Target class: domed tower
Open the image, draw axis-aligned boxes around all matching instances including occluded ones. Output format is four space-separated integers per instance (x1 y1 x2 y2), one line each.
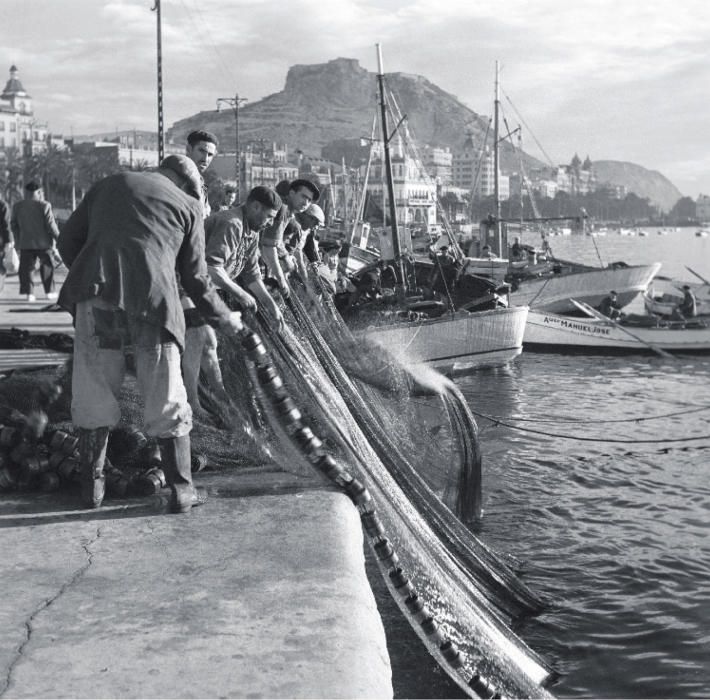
1 65 32 115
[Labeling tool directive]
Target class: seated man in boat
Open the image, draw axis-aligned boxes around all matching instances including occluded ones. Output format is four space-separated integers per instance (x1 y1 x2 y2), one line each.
676 285 697 319
510 237 524 261
377 258 398 290
598 290 623 320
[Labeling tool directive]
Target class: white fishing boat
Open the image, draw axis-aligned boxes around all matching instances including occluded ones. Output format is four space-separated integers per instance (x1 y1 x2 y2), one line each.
359 305 528 373
338 49 527 373
508 260 661 313
525 309 710 353
643 274 710 317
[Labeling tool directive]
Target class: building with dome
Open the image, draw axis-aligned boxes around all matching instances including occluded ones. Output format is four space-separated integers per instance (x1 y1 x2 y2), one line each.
0 65 49 155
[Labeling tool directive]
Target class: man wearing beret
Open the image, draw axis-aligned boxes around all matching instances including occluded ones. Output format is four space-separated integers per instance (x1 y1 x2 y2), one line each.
260 178 320 297
181 185 284 415
11 181 60 301
57 155 243 514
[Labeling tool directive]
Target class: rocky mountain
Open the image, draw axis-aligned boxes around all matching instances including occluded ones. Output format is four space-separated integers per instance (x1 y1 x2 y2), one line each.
167 58 681 210
592 161 683 212
167 57 542 173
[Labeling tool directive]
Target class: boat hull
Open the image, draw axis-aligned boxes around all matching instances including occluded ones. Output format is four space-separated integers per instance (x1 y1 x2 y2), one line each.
510 263 661 313
358 306 529 373
525 310 710 352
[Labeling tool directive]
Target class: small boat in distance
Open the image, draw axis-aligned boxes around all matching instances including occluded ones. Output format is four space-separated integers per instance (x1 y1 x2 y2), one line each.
643 275 710 317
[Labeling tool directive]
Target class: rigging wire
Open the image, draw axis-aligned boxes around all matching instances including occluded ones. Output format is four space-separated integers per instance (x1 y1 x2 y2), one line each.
501 90 556 169
174 0 239 88
469 408 710 444
471 403 710 425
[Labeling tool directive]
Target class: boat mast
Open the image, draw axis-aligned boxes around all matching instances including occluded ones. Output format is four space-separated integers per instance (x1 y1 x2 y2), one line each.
376 44 405 288
493 59 502 255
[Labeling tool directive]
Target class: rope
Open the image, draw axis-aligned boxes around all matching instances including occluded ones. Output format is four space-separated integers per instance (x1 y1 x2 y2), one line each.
470 409 710 444
475 403 710 425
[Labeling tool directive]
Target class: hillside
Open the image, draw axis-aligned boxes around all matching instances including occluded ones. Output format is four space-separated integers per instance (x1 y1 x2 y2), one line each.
165 57 681 210
166 57 542 173
592 161 682 212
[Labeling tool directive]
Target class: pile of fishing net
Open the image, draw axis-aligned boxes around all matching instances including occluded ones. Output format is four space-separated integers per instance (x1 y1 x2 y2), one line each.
212 273 557 698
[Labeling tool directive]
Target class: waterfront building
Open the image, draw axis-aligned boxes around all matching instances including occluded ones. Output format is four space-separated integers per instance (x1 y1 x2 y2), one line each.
364 140 437 232
0 65 48 155
419 145 453 186
452 135 509 201
697 194 710 223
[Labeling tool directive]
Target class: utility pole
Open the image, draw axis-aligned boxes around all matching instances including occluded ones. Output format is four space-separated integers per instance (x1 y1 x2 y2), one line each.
151 0 164 162
217 94 247 200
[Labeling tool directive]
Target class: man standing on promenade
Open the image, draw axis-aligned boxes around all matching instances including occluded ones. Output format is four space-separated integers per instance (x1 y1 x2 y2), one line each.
185 129 218 217
180 129 226 416
261 178 320 297
57 155 243 514
11 181 60 301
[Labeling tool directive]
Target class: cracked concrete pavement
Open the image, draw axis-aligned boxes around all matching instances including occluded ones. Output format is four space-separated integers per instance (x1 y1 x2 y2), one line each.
0 476 393 699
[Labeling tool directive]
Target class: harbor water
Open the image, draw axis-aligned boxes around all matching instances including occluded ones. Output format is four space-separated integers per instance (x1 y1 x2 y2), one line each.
381 227 710 698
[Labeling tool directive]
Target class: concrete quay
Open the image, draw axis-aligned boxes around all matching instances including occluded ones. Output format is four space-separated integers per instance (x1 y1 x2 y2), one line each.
0 271 393 699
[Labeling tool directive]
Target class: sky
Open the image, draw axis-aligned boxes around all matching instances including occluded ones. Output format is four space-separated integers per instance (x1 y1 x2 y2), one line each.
2 0 710 198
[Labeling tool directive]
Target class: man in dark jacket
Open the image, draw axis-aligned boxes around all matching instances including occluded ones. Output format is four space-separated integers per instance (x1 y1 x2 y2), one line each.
598 290 622 320
58 155 243 513
11 182 60 301
0 196 12 291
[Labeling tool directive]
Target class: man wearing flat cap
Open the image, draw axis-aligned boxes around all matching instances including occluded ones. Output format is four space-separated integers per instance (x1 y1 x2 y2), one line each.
57 155 243 514
181 185 284 414
260 178 320 297
11 181 61 301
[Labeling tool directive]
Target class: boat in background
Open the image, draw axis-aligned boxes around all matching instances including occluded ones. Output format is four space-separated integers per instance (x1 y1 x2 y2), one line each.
337 49 528 374
507 260 661 314
525 309 710 353
643 275 710 317
359 305 528 373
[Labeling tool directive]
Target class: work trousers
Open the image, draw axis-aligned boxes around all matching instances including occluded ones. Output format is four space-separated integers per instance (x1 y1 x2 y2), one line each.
18 248 55 295
71 298 192 438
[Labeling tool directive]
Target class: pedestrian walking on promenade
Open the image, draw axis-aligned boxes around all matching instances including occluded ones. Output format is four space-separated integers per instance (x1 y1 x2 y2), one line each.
57 155 243 513
0 195 12 291
10 181 60 301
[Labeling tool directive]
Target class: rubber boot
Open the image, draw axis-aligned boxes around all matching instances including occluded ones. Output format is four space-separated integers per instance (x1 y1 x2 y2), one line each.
158 435 207 513
77 427 110 508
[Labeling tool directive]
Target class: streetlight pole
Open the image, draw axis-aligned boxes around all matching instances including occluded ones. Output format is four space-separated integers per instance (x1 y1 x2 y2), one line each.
216 93 247 201
151 0 164 162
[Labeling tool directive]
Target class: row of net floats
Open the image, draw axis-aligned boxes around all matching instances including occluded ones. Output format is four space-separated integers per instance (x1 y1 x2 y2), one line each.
0 422 206 499
241 327 501 699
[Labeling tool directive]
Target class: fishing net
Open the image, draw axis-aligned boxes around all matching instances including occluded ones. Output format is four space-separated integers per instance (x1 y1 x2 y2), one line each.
213 273 556 698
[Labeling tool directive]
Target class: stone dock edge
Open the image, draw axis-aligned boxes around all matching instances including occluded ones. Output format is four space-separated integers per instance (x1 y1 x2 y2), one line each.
0 276 393 699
